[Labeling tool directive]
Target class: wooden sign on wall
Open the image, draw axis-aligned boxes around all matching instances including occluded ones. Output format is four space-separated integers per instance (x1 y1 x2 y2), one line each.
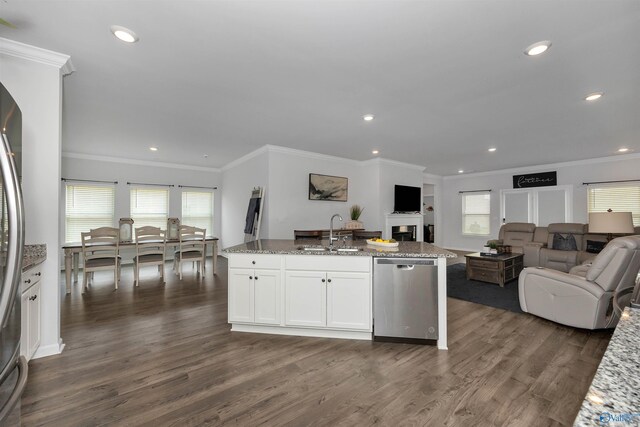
513 171 557 189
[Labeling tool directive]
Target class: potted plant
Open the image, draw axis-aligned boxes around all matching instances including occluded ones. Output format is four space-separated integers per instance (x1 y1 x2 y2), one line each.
345 205 364 229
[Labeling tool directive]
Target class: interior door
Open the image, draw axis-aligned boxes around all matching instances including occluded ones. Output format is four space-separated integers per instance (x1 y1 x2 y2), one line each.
502 191 531 223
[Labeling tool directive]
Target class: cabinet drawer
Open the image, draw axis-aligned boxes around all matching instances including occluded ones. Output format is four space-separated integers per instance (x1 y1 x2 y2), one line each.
469 268 501 283
21 264 42 293
467 258 499 270
228 254 282 270
285 255 370 273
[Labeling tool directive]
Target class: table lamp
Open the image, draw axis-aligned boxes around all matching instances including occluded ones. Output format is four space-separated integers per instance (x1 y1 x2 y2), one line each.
588 211 635 242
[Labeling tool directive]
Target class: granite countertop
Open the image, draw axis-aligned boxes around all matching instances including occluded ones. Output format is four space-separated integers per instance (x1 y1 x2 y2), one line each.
23 244 47 271
223 239 456 258
574 307 640 426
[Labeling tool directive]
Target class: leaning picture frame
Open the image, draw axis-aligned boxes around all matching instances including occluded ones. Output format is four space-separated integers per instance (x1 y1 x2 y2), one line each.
308 173 348 202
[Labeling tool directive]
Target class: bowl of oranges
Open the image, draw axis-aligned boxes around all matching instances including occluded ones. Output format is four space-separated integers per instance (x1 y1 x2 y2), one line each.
366 238 399 248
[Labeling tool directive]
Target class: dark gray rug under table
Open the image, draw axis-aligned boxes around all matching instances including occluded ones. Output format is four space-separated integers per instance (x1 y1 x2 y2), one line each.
446 263 523 313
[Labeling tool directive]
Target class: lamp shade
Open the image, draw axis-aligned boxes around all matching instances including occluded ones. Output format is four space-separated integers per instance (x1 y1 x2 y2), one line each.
588 212 635 234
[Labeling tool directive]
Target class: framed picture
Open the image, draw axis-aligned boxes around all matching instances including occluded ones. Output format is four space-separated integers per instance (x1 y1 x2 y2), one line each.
309 173 348 202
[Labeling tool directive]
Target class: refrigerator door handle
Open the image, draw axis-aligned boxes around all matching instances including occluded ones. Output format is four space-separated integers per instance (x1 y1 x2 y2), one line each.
0 356 28 422
0 133 25 329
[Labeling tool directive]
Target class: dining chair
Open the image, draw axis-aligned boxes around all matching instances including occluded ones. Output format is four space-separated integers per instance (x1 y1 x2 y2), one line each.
174 225 206 280
133 226 167 286
352 230 383 241
294 230 323 240
81 227 120 292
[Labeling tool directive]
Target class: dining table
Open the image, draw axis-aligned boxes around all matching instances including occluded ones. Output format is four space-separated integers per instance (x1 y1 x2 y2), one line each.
62 236 219 294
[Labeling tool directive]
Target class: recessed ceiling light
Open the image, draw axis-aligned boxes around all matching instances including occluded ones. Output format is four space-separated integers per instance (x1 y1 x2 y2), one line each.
203 154 209 158
372 150 379 154
585 92 603 101
618 147 630 153
149 147 158 151
363 114 375 121
488 147 497 152
458 169 464 174
524 41 551 56
110 25 139 43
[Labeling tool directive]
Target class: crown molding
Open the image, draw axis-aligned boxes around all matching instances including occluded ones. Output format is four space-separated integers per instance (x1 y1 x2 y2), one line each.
367 157 426 172
0 37 75 74
265 145 362 166
442 153 640 180
422 172 443 181
221 145 269 171
62 152 222 173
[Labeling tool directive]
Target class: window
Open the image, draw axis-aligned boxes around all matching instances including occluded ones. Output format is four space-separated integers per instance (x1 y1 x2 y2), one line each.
130 187 169 230
462 192 491 236
182 191 214 234
65 184 115 243
588 185 640 226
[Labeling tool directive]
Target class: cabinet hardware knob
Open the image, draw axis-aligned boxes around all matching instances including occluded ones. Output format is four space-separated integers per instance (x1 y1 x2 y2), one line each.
29 295 37 301
249 276 253 280
36 272 41 276
321 278 326 283
25 279 31 284
327 279 332 283
252 260 256 265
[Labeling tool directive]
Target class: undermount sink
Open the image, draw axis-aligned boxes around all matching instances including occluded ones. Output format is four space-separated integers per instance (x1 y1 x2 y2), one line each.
296 245 362 253
297 245 328 251
336 247 362 252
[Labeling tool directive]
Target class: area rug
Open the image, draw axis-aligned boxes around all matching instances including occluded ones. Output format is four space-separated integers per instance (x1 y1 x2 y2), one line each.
446 263 523 313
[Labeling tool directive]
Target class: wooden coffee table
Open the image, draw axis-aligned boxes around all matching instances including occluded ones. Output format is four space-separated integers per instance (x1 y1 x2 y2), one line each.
465 252 524 287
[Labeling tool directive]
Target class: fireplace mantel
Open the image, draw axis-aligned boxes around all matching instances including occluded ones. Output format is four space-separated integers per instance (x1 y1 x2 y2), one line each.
384 213 423 241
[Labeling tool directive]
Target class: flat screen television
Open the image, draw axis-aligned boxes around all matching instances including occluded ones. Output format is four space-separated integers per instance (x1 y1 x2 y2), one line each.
394 185 421 212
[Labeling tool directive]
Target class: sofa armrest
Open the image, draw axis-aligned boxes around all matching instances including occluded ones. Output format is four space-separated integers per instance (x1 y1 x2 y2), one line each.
523 242 545 267
539 248 579 272
519 267 605 299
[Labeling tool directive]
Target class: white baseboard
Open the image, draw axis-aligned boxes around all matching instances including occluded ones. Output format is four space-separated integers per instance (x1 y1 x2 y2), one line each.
32 338 65 359
230 323 372 341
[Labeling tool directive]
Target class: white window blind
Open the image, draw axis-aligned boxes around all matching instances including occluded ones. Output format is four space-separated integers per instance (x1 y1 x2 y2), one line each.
181 191 214 234
130 187 169 230
588 185 640 226
65 184 115 243
462 192 491 236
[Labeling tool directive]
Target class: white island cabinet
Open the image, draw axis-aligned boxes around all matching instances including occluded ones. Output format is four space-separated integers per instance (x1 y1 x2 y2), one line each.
225 239 451 349
228 254 282 325
227 253 372 340
284 255 371 332
21 263 42 361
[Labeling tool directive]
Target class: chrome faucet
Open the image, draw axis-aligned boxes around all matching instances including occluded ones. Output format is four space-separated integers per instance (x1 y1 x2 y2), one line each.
329 213 343 249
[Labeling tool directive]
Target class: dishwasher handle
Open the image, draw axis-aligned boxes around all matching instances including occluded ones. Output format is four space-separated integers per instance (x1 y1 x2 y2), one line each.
375 258 436 266
396 265 415 270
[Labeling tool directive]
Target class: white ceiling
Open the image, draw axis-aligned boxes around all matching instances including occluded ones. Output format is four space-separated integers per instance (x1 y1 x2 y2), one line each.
1 0 639 175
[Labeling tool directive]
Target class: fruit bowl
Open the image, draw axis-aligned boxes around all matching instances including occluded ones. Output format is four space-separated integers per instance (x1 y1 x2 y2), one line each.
366 238 399 248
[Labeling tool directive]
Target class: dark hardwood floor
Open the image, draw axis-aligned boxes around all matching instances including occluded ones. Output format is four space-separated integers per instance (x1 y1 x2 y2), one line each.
21 257 611 426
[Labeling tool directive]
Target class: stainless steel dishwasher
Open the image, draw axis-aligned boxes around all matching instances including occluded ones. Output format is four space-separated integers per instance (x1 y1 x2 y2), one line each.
373 258 438 343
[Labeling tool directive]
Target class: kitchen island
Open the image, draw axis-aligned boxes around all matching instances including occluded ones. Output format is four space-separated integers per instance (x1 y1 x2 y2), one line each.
223 239 455 349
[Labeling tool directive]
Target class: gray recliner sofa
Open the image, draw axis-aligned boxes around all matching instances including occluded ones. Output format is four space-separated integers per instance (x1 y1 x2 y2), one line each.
518 235 640 329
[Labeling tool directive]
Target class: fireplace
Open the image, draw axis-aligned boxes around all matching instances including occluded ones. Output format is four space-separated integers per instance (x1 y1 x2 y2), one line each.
385 213 423 241
392 225 417 241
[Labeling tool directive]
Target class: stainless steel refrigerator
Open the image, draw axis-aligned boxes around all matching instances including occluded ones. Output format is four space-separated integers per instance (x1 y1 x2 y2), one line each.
0 82 27 425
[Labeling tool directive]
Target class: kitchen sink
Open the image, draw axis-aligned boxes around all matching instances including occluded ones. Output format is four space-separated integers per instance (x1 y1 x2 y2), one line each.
296 245 362 253
297 245 328 251
336 246 362 252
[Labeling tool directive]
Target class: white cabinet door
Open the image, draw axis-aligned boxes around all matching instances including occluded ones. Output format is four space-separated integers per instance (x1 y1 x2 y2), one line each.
228 268 255 323
28 282 41 357
285 271 326 327
326 272 371 330
20 291 29 359
254 269 280 325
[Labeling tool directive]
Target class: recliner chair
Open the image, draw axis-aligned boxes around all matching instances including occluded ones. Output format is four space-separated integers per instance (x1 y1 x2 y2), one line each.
518 235 640 329
487 222 536 253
